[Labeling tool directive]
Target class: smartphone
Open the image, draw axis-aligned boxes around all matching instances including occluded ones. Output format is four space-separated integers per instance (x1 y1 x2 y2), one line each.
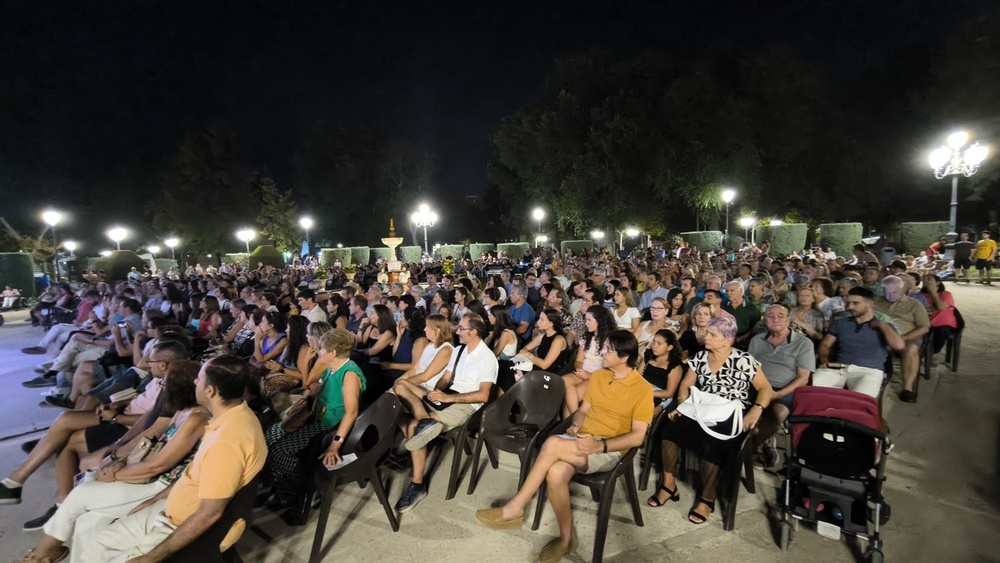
116 321 128 328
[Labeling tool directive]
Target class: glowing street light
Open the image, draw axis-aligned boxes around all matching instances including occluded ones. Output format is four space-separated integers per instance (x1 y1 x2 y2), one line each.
299 216 314 255
739 216 757 243
532 207 546 234
591 229 605 247
63 241 77 257
721 189 737 247
100 250 112 257
411 203 438 255
930 130 989 241
147 245 160 259
164 237 179 260
771 219 784 226
41 210 63 280
107 227 127 251
236 228 256 254
535 234 549 246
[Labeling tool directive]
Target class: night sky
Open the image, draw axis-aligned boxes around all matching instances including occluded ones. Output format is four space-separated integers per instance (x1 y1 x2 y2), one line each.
0 1 991 233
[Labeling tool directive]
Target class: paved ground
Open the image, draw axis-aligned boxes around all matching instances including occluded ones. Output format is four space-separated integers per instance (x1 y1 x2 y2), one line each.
0 283 998 562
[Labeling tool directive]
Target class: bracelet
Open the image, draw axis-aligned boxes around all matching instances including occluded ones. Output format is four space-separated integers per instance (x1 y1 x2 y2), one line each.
752 403 765 411
601 438 608 453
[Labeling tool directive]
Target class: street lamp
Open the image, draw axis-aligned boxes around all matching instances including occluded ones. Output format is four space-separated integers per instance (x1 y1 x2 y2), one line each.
411 203 438 255
535 235 549 247
591 229 605 248
236 228 256 255
771 219 784 226
721 189 736 247
147 245 160 258
100 250 112 257
532 207 545 234
739 216 757 244
930 130 989 243
63 241 77 257
107 226 127 251
42 210 63 280
299 216 314 255
164 237 179 260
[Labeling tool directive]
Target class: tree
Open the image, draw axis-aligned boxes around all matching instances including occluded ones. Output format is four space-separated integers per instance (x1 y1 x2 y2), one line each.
252 174 299 254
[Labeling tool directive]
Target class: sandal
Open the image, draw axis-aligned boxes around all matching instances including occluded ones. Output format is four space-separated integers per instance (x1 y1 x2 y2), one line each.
687 497 715 524
647 484 680 507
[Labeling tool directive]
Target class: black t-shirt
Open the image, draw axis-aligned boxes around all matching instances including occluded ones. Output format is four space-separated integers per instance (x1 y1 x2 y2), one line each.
953 241 975 261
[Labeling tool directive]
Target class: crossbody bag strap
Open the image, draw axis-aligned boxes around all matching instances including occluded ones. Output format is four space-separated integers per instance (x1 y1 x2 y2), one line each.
436 344 466 391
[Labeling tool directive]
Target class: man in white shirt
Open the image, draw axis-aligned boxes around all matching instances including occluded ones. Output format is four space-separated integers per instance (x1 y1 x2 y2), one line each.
394 313 498 513
296 288 328 324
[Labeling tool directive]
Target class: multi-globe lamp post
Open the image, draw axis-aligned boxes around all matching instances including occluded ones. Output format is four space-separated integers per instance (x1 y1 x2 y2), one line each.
42 210 63 280
929 131 989 243
107 227 127 251
411 203 438 255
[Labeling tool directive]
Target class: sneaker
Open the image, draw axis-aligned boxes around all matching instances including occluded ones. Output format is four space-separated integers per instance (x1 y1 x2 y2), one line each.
22 373 57 388
395 482 427 514
21 439 40 454
43 395 75 410
0 482 22 505
761 444 779 468
20 346 47 355
404 419 444 452
23 505 58 531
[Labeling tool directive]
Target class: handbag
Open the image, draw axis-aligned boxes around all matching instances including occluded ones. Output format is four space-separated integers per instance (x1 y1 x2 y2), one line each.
127 436 163 465
504 422 539 440
675 387 744 441
280 391 316 433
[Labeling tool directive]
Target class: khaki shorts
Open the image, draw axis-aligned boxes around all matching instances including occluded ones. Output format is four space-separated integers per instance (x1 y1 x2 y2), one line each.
435 403 478 431
583 450 622 474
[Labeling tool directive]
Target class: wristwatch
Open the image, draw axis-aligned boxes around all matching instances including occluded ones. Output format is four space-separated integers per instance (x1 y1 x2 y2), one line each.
601 438 608 453
332 435 342 443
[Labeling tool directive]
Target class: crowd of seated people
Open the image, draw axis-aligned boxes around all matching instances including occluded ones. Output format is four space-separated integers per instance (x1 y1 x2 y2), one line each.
2 236 975 561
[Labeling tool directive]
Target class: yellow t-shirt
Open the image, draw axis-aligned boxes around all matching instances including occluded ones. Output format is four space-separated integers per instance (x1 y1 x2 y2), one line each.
165 401 267 548
580 368 654 443
975 238 997 260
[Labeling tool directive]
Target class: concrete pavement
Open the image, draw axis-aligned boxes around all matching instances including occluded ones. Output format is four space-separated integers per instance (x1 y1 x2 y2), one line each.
0 284 998 562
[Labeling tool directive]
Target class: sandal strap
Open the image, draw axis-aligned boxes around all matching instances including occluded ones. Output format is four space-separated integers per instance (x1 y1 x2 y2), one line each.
697 497 716 512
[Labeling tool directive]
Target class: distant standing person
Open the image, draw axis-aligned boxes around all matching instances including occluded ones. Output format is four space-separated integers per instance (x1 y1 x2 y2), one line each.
974 230 996 285
951 232 975 283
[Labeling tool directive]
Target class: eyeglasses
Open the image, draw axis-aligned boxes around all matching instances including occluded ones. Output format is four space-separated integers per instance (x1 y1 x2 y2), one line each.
649 306 667 311
455 326 472 333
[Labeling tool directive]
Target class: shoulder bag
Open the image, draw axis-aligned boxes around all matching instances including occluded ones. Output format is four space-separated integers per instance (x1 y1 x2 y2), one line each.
675 386 744 441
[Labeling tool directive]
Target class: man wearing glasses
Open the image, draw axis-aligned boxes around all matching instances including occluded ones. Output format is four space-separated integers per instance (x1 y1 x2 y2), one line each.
394 313 498 513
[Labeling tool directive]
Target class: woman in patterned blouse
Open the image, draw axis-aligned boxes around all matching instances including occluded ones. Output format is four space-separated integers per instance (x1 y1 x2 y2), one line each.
647 316 774 524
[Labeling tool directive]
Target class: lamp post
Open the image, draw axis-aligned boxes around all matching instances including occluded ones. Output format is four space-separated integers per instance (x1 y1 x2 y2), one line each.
532 207 545 235
164 237 179 260
63 241 77 258
721 189 736 247
535 235 549 247
299 216 314 255
107 226 127 251
625 227 641 250
236 228 256 255
739 216 757 244
591 229 605 249
42 210 63 280
930 131 989 244
411 203 438 255
147 245 160 259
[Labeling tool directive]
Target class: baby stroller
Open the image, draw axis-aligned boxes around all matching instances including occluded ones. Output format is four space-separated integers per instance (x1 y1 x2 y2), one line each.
778 387 891 563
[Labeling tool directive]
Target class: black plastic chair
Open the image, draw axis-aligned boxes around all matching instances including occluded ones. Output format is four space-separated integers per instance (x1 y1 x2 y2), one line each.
944 308 964 371
164 473 262 563
308 393 402 563
717 431 757 532
530 419 644 563
638 407 671 491
432 384 501 500
466 371 565 495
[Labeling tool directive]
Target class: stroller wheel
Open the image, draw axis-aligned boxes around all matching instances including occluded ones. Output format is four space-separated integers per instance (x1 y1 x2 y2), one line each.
779 520 792 551
866 548 883 563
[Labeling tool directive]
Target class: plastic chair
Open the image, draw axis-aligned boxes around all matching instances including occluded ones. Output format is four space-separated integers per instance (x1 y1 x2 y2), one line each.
638 407 671 491
530 419 644 563
944 308 964 371
164 473 262 563
432 384 500 500
466 371 565 495
308 393 402 563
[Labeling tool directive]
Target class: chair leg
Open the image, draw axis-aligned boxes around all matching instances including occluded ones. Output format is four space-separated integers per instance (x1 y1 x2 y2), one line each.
638 434 654 491
952 334 961 372
742 447 756 494
446 432 465 500
309 481 335 563
531 481 547 531
623 461 644 527
466 434 486 495
517 450 532 490
592 478 618 563
369 468 399 532
485 442 500 469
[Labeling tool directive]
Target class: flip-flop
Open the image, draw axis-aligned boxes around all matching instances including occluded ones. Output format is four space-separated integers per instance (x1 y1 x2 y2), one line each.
646 484 679 507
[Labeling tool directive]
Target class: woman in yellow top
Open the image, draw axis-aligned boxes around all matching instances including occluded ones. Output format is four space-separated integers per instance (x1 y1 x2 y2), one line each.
476 330 653 563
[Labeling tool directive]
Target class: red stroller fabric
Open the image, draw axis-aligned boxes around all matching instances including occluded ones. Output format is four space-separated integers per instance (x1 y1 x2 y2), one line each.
790 387 881 450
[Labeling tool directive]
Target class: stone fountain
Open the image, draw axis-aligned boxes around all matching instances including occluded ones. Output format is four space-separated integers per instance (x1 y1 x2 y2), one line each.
380 219 407 283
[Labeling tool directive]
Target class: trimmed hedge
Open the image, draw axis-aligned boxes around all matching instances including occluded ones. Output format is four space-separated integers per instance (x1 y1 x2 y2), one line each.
818 223 863 258
680 231 723 251
468 243 495 260
319 247 352 267
370 247 395 263
756 224 808 257
349 246 370 266
436 244 465 260
224 253 249 268
497 243 529 259
560 240 593 256
249 245 286 269
899 221 950 255
399 246 423 263
153 259 177 273
0 253 36 298
94 251 148 282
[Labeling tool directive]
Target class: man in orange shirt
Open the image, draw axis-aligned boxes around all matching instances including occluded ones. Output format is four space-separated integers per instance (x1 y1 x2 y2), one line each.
89 356 266 563
476 330 652 563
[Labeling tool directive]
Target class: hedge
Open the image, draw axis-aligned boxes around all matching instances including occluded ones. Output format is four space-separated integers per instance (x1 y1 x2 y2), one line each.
680 231 723 251
468 243 495 260
349 246 370 266
224 253 249 268
319 247 353 267
899 221 950 255
0 253 36 298
370 247 395 263
436 244 465 260
818 223 863 258
153 259 177 273
560 240 593 256
249 245 286 269
399 246 423 264
497 242 529 259
756 224 808 257
94 250 148 282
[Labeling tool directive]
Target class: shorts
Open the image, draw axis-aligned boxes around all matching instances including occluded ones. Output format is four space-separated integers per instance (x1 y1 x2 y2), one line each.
769 388 794 409
583 450 622 474
954 257 972 270
435 403 478 432
812 365 884 399
976 259 993 271
84 422 129 453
